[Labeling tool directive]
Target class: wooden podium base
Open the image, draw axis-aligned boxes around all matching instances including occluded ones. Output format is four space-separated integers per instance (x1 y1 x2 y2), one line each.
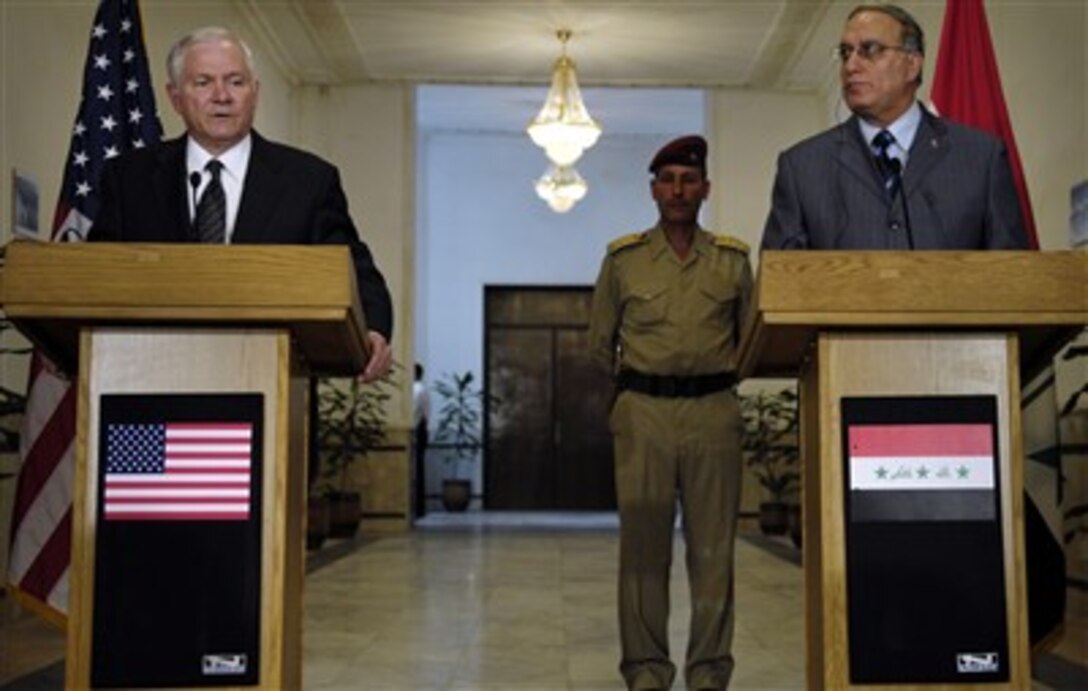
799 331 1030 690
68 328 308 689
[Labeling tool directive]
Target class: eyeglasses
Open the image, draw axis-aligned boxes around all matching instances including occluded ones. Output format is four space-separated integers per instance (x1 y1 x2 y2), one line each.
835 40 911 63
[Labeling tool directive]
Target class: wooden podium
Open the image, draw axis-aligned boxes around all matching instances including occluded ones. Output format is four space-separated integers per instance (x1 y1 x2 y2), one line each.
739 251 1086 690
1 241 369 689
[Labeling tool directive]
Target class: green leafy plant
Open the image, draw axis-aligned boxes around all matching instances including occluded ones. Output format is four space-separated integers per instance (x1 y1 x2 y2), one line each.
314 371 393 497
741 387 801 502
432 371 490 481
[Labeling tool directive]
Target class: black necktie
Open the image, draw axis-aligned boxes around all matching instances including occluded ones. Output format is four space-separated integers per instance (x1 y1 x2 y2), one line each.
871 129 901 198
195 159 226 243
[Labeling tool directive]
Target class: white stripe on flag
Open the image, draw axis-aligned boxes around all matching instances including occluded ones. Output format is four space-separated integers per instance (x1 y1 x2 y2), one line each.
850 455 995 490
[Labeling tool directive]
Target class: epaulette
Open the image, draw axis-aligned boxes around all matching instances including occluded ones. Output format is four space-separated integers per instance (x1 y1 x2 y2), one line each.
607 232 648 255
712 234 750 254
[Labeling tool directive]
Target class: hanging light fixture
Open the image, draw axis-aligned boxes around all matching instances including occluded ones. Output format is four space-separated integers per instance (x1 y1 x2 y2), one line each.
535 163 588 214
527 29 602 167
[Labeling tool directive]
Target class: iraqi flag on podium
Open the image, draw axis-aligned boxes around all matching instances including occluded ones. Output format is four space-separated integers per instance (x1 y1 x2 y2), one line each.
6 0 162 624
928 0 1039 249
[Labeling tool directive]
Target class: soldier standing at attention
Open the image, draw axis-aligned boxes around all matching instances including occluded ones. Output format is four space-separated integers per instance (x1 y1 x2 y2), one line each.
589 135 752 691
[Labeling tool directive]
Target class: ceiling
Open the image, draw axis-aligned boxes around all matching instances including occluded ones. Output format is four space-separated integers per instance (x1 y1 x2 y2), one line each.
238 0 854 133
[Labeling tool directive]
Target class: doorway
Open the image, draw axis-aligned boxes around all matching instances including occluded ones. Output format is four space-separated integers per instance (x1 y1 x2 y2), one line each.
484 286 615 509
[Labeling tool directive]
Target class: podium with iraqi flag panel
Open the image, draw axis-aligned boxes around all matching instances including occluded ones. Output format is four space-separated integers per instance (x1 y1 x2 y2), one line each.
0 241 370 689
738 250 1086 690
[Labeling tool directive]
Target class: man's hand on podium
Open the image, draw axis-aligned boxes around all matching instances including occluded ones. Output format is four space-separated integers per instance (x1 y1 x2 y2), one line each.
361 331 392 383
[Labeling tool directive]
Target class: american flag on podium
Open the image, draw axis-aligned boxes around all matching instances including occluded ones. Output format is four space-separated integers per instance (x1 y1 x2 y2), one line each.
102 422 253 522
7 0 162 622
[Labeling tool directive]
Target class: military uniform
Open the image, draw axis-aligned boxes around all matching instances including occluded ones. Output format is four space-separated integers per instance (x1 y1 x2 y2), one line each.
589 224 752 690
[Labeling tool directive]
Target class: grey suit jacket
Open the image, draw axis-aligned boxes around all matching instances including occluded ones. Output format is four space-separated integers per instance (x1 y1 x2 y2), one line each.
760 108 1028 250
89 132 393 338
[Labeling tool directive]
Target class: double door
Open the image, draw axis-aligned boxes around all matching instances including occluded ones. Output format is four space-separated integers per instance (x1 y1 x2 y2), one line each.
485 287 615 509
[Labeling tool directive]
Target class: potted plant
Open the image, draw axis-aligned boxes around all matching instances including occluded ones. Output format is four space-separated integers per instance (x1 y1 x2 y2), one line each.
432 371 489 512
741 386 800 536
313 371 392 540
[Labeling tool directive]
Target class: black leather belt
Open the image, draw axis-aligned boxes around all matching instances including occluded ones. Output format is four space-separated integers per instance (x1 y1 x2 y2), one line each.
616 369 736 398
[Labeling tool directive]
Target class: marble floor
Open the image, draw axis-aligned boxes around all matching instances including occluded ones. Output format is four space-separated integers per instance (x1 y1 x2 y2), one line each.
1 513 1085 690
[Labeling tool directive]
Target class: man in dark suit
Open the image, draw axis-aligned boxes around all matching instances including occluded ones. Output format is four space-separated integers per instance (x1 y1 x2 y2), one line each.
761 4 1028 251
89 26 393 380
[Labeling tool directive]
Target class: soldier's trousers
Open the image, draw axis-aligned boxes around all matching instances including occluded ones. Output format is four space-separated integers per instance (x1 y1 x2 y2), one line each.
610 388 743 691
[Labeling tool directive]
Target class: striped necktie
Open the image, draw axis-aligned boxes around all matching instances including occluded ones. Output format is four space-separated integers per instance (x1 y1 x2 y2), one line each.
195 159 226 243
871 130 901 198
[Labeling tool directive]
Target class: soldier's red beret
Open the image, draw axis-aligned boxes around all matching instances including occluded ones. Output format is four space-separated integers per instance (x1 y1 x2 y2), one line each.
648 135 707 176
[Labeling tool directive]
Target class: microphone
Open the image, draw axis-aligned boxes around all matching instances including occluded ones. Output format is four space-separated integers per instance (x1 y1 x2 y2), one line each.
887 159 915 249
188 171 202 241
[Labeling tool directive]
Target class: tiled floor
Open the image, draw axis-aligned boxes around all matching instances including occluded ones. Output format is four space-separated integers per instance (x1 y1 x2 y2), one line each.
1 513 1085 690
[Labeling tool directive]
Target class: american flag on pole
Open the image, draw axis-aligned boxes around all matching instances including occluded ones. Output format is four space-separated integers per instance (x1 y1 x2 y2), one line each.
929 0 1038 249
103 423 252 521
8 0 162 619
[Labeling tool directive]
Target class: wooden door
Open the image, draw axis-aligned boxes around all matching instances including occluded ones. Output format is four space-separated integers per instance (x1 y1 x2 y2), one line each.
485 287 615 509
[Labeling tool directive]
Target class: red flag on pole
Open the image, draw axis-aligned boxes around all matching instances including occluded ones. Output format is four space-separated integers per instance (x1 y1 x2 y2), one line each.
7 0 162 623
929 0 1039 249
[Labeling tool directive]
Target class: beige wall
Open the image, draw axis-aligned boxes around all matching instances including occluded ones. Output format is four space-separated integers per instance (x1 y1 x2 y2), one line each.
293 83 415 425
706 89 825 258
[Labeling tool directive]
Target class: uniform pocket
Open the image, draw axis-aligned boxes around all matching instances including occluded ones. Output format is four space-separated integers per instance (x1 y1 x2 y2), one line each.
625 281 668 327
695 273 736 321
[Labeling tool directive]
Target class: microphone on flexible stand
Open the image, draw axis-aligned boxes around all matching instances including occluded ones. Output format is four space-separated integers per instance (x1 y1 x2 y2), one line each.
188 171 202 241
887 158 915 250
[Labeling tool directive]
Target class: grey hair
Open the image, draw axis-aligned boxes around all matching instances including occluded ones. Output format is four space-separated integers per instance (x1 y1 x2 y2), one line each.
848 4 925 84
166 27 256 85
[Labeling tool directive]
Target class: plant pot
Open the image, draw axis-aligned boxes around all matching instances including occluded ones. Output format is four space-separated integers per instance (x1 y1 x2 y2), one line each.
441 479 471 512
758 500 789 536
307 495 331 551
328 491 362 539
787 502 802 549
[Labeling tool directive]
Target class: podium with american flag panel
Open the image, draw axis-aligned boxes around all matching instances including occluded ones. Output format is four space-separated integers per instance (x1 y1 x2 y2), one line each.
0 241 368 689
738 250 1086 690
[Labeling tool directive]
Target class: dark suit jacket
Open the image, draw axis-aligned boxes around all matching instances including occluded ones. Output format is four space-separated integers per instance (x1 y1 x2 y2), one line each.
89 132 393 339
760 107 1028 250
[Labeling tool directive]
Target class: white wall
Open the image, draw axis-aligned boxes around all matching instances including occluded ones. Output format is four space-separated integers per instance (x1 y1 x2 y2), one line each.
415 116 707 393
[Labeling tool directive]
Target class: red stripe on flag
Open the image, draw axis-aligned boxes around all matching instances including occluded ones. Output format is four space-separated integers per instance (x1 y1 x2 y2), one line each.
930 0 1038 248
849 424 993 457
167 423 252 432
106 513 248 522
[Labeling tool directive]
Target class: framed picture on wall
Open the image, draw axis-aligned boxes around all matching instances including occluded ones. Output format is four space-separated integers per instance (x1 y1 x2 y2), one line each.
11 169 40 240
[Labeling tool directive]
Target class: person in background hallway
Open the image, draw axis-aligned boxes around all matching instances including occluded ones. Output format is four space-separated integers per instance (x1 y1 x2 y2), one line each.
89 26 393 380
589 135 752 691
412 362 430 516
760 3 1028 251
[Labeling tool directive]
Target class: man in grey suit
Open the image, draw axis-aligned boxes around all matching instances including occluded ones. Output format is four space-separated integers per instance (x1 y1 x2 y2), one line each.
90 26 393 380
761 4 1028 251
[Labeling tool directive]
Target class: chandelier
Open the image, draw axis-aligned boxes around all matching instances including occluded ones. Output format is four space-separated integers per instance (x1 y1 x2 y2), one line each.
535 164 588 214
527 29 601 167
